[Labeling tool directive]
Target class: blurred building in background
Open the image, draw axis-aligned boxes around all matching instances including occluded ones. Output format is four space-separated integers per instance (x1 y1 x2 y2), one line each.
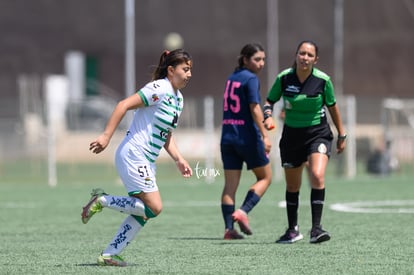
0 0 413 172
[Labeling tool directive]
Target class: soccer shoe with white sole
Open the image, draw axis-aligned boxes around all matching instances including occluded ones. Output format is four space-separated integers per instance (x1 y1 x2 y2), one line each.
97 254 127 267
276 226 304 244
81 188 107 224
232 209 252 235
309 226 331 244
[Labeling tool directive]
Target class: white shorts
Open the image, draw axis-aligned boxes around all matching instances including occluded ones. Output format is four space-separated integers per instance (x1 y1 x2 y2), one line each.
115 139 158 195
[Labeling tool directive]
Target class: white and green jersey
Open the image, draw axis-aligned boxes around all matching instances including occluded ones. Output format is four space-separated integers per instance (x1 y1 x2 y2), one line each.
127 78 183 163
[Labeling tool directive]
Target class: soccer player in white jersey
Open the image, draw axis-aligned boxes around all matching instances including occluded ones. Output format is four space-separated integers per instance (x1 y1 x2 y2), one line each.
81 49 193 266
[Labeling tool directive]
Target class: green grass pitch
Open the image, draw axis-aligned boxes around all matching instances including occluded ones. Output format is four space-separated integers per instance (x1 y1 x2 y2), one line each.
0 160 413 274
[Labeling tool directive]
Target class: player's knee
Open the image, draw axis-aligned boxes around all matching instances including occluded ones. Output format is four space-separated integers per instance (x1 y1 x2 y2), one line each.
145 205 162 218
257 174 272 186
264 175 272 185
310 171 325 186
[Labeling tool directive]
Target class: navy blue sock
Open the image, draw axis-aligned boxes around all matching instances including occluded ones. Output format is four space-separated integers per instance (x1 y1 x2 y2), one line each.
240 190 261 214
286 191 299 230
221 204 235 230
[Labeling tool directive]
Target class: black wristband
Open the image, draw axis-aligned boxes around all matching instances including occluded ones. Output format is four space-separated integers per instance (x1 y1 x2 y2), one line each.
338 134 347 140
263 104 273 122
263 112 272 122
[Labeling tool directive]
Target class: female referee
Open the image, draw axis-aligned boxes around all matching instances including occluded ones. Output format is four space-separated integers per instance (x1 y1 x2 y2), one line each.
264 40 346 244
81 49 193 266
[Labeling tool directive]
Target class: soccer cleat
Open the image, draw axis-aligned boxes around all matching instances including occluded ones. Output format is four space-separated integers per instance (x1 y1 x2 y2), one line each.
97 254 127 267
309 226 331 244
224 229 244 240
232 209 252 235
276 226 304 244
81 188 107 224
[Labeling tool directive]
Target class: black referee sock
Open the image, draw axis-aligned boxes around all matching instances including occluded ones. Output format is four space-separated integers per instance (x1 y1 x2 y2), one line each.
286 191 299 230
221 204 235 230
240 190 261 214
311 188 325 228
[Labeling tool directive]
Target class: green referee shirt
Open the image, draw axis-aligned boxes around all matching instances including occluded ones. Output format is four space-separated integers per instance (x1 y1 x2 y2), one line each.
267 68 336 128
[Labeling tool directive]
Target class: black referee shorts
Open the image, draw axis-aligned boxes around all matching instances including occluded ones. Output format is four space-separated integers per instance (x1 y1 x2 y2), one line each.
279 123 333 168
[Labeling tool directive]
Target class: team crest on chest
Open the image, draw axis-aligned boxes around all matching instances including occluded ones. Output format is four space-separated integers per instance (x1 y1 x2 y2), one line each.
151 94 159 102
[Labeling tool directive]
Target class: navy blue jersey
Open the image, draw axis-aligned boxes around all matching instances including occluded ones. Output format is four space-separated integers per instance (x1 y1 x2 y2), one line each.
220 68 262 145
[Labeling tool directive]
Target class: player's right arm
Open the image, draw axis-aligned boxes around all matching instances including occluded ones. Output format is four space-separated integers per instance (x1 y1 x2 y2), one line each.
89 93 144 154
263 72 283 131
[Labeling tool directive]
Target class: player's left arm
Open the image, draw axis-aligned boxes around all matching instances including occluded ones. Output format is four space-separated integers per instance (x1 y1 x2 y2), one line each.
324 78 346 154
164 132 193 177
327 104 346 154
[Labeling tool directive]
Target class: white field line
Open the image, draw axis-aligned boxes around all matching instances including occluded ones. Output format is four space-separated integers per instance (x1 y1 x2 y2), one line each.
2 200 413 213
0 202 38 209
330 200 414 213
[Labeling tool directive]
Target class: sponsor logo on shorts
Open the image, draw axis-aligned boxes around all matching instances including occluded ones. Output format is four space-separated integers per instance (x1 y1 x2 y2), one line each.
318 143 327 154
144 177 155 188
282 162 295 168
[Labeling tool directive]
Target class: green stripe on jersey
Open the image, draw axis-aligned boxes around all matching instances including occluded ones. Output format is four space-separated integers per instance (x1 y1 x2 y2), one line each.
149 141 162 150
138 91 149 106
156 116 176 128
163 99 182 112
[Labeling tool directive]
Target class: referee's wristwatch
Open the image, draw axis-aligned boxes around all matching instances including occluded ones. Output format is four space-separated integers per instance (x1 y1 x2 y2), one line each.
338 134 347 140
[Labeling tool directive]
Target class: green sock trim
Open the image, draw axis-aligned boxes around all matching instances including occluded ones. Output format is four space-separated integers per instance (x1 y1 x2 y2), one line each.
132 215 147 226
128 191 142 196
145 206 156 218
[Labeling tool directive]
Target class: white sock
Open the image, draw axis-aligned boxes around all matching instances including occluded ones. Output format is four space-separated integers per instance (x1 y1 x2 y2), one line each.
99 195 146 217
102 215 142 256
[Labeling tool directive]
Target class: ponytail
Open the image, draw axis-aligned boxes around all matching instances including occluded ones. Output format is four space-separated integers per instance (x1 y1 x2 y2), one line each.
152 49 192 80
235 43 265 71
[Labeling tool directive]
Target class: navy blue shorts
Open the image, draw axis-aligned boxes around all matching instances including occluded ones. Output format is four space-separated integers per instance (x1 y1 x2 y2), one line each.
279 123 333 168
221 141 269 170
